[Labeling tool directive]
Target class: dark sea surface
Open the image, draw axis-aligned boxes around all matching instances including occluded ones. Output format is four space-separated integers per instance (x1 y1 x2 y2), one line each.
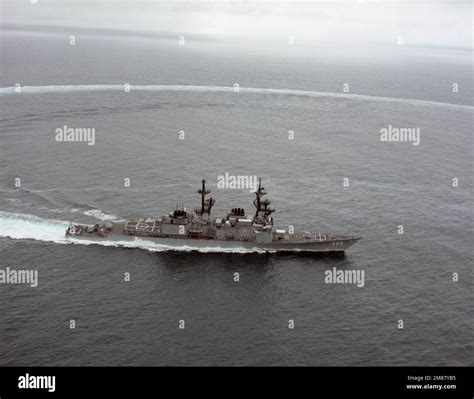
0 30 472 366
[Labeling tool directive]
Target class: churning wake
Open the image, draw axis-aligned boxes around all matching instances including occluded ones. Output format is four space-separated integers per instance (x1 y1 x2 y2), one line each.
0 84 471 111
0 211 271 253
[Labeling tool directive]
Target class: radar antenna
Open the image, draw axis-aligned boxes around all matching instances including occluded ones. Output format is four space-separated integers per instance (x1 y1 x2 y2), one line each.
253 177 275 221
196 179 215 216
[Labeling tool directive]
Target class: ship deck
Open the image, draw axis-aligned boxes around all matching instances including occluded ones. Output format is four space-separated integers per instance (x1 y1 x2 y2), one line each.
67 221 359 245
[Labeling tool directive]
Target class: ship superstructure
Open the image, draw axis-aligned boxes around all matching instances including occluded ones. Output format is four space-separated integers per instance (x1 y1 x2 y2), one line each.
66 178 360 252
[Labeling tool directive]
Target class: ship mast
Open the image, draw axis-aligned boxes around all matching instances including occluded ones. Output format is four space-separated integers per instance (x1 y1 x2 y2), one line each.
196 179 215 218
199 179 209 214
253 177 274 222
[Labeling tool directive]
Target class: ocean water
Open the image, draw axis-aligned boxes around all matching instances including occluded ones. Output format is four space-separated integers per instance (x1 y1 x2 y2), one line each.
0 29 472 366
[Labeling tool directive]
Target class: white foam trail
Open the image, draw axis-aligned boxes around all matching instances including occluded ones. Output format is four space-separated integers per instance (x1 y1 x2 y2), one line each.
0 211 272 253
83 209 120 221
0 84 471 111
0 211 69 243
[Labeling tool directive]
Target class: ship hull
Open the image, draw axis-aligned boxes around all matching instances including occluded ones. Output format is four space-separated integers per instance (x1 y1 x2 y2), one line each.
67 233 359 253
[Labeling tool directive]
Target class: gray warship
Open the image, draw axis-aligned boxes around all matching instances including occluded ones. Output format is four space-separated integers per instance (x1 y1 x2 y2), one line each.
66 179 360 252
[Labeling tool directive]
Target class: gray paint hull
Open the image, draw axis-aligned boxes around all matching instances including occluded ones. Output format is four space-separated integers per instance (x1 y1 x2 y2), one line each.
68 233 359 253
